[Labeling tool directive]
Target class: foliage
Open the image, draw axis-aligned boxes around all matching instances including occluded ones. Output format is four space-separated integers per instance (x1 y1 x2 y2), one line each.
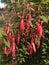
0 0 49 65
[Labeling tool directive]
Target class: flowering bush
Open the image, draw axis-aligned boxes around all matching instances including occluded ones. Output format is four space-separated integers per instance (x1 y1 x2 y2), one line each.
0 0 49 65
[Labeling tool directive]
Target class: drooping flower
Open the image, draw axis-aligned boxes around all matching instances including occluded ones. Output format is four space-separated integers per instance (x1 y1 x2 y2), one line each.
20 15 25 32
27 14 31 29
10 37 16 59
7 31 12 42
31 38 36 53
5 26 11 34
5 21 11 34
26 14 31 35
3 46 8 57
36 20 43 38
17 31 20 44
28 38 36 55
28 43 33 55
36 20 43 49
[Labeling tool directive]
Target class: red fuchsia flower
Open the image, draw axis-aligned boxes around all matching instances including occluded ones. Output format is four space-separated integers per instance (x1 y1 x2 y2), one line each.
28 43 33 55
20 15 25 32
5 21 11 34
26 14 31 35
31 38 36 53
6 26 11 34
28 38 36 55
36 20 43 38
5 24 11 34
27 14 31 29
26 19 31 30
10 37 16 59
7 31 12 42
17 31 20 44
3 46 8 57
36 19 43 48
26 20 31 35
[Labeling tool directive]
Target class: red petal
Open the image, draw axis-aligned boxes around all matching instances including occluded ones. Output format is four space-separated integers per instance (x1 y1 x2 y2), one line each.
32 43 36 53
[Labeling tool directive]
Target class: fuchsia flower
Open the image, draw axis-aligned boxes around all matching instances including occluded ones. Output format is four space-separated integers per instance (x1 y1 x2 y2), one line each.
3 46 8 57
27 14 31 29
17 31 20 44
28 43 33 55
28 38 36 55
36 20 43 38
31 38 36 53
26 19 31 30
36 19 43 48
10 37 16 58
26 14 31 35
20 15 25 32
5 21 11 34
5 26 11 34
7 31 12 42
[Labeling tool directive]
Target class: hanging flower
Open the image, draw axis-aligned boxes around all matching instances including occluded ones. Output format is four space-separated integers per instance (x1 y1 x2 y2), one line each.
28 38 36 55
27 14 31 29
20 15 25 32
7 31 12 42
36 20 43 49
10 37 16 59
5 26 11 34
5 21 11 34
26 14 31 35
31 38 36 53
3 46 8 57
28 43 33 55
17 31 20 44
36 20 43 38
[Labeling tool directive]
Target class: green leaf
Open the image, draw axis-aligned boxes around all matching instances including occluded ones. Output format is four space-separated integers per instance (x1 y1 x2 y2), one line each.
39 16 48 23
30 2 35 5
35 36 38 44
22 58 25 62
30 22 33 28
18 0 20 3
4 39 10 48
31 8 35 12
45 30 49 34
0 33 3 39
22 46 27 51
41 0 49 4
25 52 29 55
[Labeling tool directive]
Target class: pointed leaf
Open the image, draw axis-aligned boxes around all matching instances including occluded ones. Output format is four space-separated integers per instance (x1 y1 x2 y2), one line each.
4 39 10 48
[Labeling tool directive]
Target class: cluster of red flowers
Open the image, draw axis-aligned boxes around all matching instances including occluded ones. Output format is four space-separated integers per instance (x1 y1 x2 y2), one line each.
3 20 16 58
3 14 43 59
